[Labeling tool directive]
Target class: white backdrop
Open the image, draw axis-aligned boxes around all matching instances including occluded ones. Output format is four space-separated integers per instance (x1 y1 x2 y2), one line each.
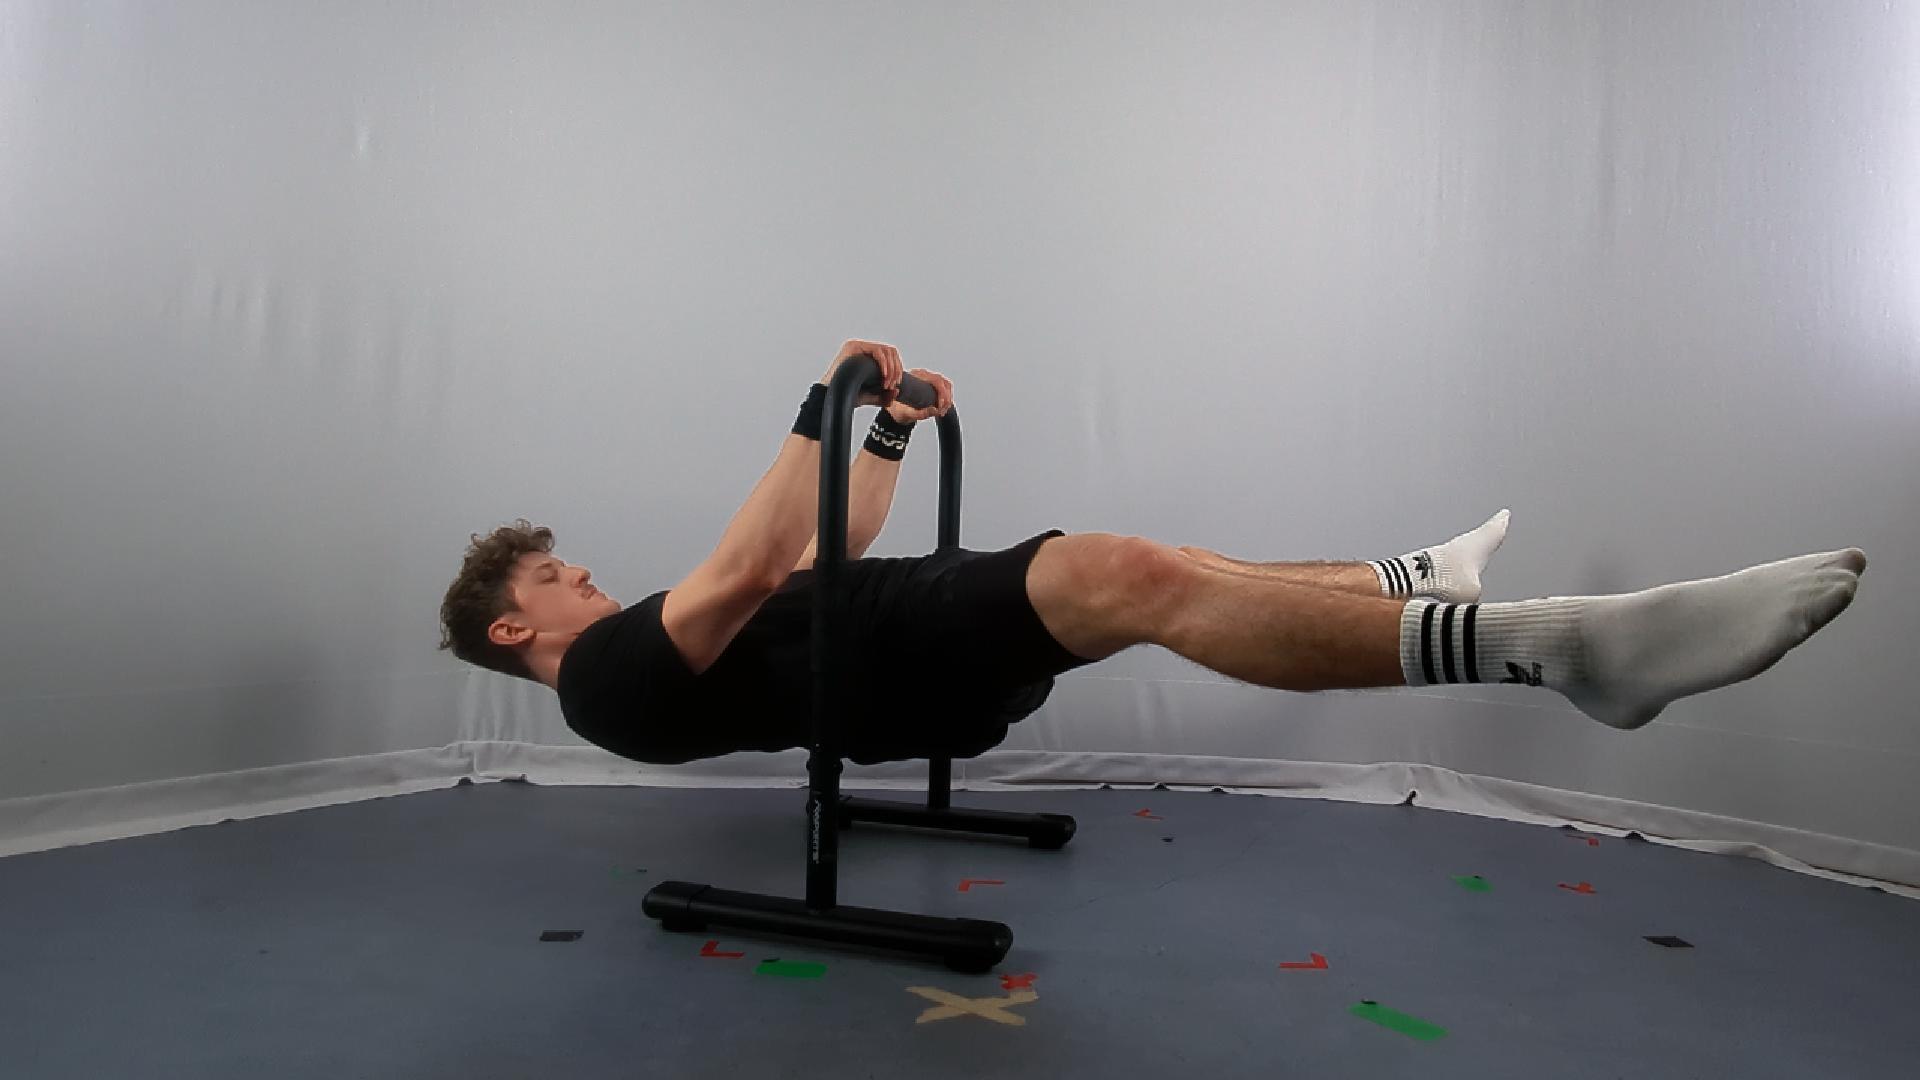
3 1 1916 885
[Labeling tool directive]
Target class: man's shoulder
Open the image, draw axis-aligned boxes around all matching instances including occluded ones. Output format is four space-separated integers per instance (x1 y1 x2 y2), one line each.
558 590 681 694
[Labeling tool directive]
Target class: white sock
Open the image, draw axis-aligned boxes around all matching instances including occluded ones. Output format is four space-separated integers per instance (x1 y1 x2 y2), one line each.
1399 548 1866 729
1371 510 1510 602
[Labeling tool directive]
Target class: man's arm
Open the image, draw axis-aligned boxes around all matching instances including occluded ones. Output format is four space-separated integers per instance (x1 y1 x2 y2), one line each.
709 431 825 588
791 449 903 572
733 341 919 582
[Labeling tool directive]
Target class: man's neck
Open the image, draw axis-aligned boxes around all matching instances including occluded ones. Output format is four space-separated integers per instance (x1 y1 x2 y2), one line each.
529 639 573 691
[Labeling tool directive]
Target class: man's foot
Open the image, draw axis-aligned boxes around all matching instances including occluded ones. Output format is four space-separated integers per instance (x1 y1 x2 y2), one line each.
1399 547 1866 730
1373 509 1510 601
1566 548 1866 728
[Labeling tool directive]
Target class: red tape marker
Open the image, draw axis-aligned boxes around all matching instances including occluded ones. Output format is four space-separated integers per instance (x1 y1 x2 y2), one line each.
1279 953 1329 970
700 940 746 958
1134 808 1163 820
958 878 1006 893
1000 972 1038 990
1558 881 1597 895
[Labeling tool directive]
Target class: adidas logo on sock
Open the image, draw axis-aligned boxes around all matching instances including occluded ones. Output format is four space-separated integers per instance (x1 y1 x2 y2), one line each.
1375 554 1434 598
1411 551 1434 582
1499 661 1542 686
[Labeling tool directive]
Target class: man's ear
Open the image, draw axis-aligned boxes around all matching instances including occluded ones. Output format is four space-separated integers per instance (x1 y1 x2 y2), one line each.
488 617 529 648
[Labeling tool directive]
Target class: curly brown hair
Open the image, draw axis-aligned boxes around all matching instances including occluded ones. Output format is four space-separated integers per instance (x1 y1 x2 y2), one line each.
438 518 556 683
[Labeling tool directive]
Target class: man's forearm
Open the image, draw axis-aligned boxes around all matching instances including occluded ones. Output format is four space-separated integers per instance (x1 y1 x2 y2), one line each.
712 418 906 584
711 432 823 586
843 449 904 555
791 431 906 569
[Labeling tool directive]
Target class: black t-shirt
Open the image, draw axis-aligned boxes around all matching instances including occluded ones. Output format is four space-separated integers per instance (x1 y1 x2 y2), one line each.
555 573 815 764
554 568 1053 765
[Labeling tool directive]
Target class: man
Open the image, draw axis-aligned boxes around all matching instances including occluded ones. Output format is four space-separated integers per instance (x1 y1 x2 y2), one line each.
438 339 1866 766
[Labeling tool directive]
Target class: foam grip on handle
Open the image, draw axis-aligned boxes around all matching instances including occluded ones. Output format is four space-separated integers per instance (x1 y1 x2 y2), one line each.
847 353 936 409
887 371 937 410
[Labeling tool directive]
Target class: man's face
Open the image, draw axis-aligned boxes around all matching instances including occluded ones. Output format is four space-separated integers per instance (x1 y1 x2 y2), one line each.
497 552 623 643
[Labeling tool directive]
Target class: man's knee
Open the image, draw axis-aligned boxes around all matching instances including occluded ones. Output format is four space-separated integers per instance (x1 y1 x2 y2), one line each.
1111 535 1194 590
1083 535 1197 630
1049 532 1187 588
1028 533 1191 659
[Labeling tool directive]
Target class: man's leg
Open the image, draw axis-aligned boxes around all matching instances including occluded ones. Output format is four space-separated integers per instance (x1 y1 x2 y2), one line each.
1174 548 1384 597
1027 533 1409 692
1175 509 1513 601
1026 532 1866 727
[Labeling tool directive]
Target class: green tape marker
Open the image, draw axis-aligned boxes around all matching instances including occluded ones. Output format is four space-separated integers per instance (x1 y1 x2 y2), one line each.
1351 1000 1447 1041
756 959 827 979
1452 874 1491 892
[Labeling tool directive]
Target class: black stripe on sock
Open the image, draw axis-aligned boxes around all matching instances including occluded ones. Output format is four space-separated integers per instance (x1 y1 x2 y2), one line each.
1419 603 1437 684
1440 604 1459 683
1389 558 1409 597
1463 604 1480 683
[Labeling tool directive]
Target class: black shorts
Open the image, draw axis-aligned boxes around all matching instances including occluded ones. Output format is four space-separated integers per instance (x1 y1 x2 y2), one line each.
795 527 1100 764
856 527 1095 688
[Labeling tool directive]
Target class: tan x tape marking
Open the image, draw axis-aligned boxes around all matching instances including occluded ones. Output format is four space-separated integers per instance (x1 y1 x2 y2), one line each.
906 987 1040 1026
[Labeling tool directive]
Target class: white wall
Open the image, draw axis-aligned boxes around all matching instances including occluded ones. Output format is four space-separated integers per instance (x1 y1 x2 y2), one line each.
2 1 1915 867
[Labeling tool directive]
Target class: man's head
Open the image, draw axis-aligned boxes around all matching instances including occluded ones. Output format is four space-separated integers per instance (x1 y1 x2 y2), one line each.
438 519 623 687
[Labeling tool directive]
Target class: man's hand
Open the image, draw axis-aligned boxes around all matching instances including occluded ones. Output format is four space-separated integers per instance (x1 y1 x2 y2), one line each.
822 339 906 408
885 368 954 424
